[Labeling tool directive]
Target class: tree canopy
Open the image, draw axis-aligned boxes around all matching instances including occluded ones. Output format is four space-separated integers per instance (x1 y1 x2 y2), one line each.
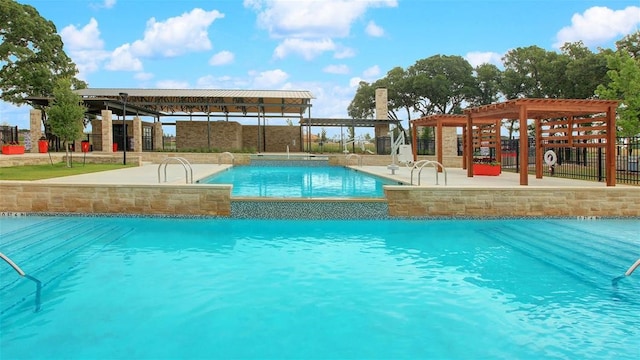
0 0 86 107
348 32 639 137
47 78 86 166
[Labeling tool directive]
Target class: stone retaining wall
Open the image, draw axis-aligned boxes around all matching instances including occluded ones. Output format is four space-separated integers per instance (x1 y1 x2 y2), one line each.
384 186 640 217
0 182 232 216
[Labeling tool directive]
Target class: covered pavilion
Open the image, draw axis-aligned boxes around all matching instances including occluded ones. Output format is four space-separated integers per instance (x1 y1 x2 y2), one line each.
464 98 619 186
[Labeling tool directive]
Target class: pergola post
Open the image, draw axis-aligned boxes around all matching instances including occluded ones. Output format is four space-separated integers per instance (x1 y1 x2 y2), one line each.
519 105 528 185
436 119 443 172
466 113 474 177
411 124 418 161
606 105 617 186
462 126 467 170
535 118 543 179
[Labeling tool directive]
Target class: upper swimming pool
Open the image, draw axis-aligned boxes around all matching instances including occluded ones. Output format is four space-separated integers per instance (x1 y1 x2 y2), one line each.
198 165 399 198
1 216 638 359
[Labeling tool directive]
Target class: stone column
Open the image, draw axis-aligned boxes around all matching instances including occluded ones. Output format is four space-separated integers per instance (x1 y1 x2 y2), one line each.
441 127 458 157
101 110 114 153
153 121 163 150
374 88 389 139
133 116 142 152
29 109 42 153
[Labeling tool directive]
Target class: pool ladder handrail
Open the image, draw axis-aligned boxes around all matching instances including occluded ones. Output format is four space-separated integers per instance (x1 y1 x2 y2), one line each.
345 153 362 167
1 252 42 312
158 157 193 184
410 160 447 186
218 152 235 165
1 252 25 276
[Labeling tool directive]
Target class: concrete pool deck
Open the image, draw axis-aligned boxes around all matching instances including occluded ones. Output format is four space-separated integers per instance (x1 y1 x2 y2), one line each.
1 153 639 217
28 161 632 188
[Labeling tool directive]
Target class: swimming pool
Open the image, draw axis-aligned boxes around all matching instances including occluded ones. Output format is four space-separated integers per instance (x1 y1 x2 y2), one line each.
1 216 638 359
198 165 398 197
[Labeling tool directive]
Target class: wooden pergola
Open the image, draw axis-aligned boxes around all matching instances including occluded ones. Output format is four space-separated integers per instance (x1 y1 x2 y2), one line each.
464 98 619 186
410 114 498 171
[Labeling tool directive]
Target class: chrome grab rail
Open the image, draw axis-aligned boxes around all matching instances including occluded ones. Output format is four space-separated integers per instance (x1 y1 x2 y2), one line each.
410 160 447 186
157 157 193 184
218 152 235 165
345 153 362 167
1 252 42 312
0 252 25 276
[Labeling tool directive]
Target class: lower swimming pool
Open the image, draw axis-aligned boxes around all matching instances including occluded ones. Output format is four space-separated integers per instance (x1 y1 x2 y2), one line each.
1 216 638 359
197 165 398 197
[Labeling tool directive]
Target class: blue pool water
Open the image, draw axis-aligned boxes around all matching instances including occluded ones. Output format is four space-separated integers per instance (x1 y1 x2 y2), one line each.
1 216 639 359
198 165 397 197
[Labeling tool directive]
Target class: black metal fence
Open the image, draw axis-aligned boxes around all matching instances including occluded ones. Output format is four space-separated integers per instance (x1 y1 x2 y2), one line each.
0 125 19 144
499 136 639 185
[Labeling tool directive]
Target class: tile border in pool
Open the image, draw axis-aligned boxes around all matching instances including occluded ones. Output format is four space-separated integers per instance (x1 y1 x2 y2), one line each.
231 198 390 219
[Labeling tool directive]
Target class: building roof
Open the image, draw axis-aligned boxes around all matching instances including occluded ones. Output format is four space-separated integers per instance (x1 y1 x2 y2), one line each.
300 118 400 127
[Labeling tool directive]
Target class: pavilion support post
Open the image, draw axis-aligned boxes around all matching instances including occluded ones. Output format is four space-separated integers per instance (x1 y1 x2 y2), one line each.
606 105 617 186
462 126 467 170
411 123 418 162
466 113 473 177
436 120 443 172
535 118 543 179
519 105 528 185
495 118 502 169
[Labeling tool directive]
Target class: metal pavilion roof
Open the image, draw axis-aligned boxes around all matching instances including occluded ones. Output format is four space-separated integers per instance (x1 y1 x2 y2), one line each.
300 118 400 127
74 88 315 117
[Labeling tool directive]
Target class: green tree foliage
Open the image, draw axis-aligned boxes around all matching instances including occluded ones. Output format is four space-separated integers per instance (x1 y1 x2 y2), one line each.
596 52 640 136
472 63 503 106
47 78 86 166
408 55 476 115
501 46 557 98
347 81 376 119
0 0 86 125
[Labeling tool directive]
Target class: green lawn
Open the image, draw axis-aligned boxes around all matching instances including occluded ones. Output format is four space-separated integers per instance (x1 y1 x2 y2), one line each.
0 162 133 180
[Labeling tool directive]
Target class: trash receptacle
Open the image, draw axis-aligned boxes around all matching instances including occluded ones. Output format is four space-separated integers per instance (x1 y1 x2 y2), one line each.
38 139 48 153
81 141 90 152
113 143 118 152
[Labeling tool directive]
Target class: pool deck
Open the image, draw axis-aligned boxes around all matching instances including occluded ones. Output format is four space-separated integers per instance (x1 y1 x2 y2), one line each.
27 162 631 188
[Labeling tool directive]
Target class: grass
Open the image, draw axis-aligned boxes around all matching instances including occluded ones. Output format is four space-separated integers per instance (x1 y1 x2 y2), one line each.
0 162 133 181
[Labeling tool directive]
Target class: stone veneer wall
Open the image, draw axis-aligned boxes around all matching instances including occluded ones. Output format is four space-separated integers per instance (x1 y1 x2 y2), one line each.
177 121 243 150
331 154 462 167
384 186 640 217
0 182 232 216
242 125 301 152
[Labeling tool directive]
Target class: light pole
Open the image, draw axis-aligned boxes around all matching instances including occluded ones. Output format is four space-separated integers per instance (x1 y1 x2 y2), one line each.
119 92 128 165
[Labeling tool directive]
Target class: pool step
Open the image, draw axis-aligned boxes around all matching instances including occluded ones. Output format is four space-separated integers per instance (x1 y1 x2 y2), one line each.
486 223 625 288
0 225 134 315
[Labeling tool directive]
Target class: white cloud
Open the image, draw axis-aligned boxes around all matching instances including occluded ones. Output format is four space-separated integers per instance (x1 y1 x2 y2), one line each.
323 64 350 74
334 46 356 59
554 6 640 48
365 21 384 37
103 0 116 8
209 50 235 66
197 75 250 89
105 44 143 71
274 38 336 60
250 69 289 88
59 18 110 78
465 51 503 67
245 0 397 60
60 18 104 50
130 8 224 58
134 72 154 81
155 80 190 89
362 65 380 78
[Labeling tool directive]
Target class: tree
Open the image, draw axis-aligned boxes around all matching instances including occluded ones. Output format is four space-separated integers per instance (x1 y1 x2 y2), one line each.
501 46 557 98
47 78 86 167
0 0 86 130
408 55 476 115
559 41 610 99
347 81 376 119
596 52 640 137
471 63 502 106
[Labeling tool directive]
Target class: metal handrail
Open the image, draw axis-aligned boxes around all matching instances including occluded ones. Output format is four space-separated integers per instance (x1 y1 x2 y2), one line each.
345 153 362 167
411 160 447 186
157 157 193 184
0 252 25 276
218 152 235 165
1 252 42 312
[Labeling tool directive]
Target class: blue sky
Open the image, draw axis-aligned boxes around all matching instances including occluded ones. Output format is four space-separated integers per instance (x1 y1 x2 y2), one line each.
2 0 639 137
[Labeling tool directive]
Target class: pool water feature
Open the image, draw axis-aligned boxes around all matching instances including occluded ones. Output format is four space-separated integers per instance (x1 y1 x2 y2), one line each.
1 216 638 359
198 165 399 198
